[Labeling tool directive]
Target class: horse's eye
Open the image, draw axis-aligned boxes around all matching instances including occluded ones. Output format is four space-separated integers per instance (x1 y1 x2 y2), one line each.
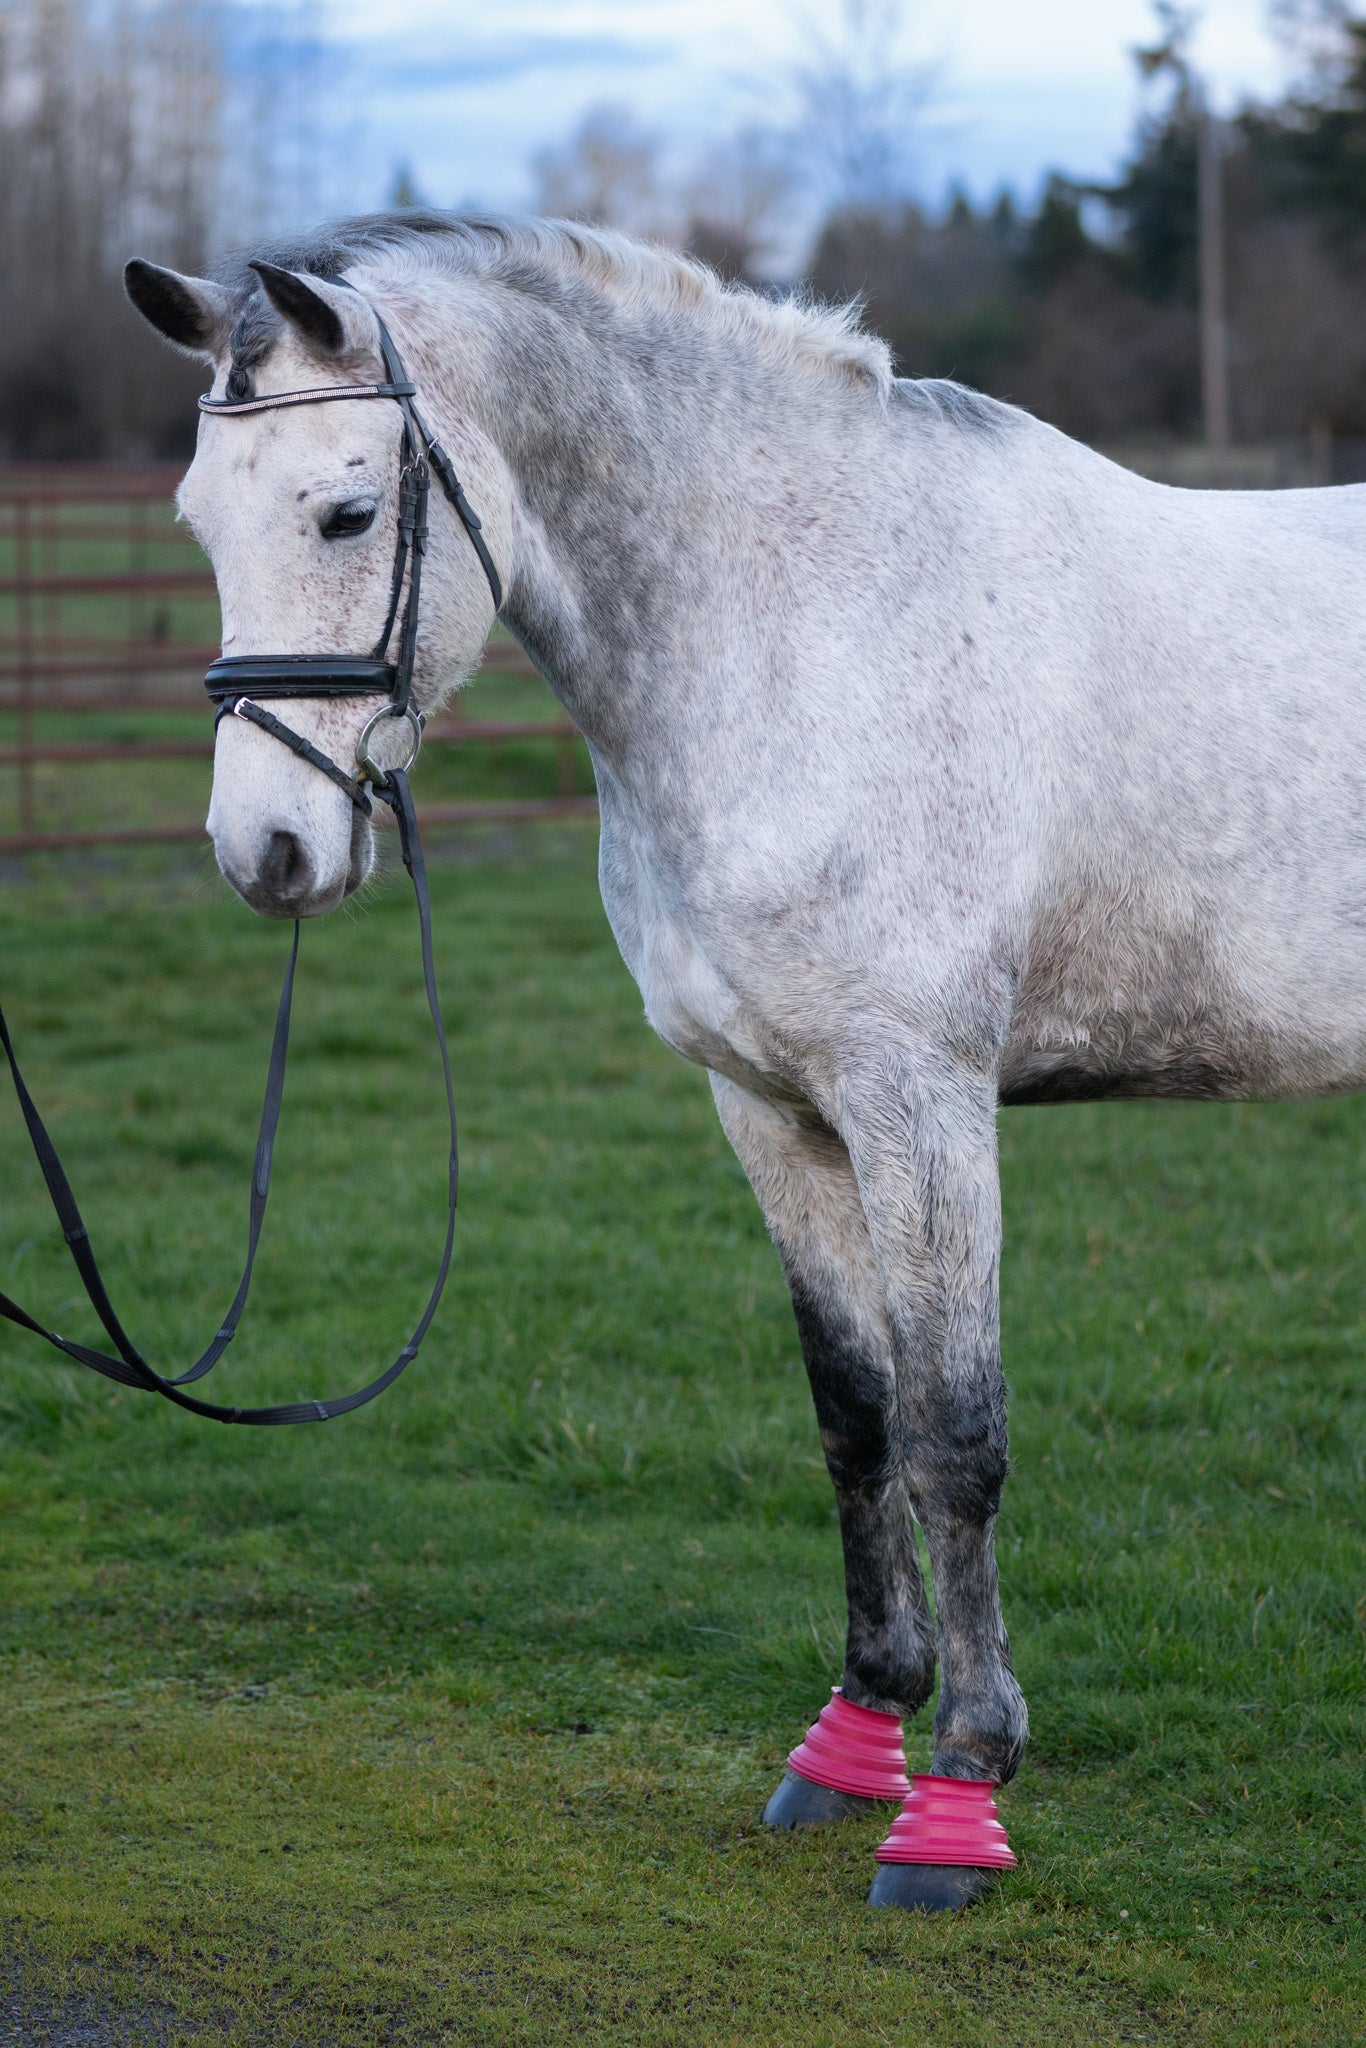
320 499 377 541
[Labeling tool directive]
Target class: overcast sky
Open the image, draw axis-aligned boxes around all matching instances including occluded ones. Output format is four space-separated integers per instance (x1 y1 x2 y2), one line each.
316 1 1302 220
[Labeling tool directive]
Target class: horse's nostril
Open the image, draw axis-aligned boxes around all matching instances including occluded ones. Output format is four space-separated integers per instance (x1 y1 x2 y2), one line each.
258 830 314 904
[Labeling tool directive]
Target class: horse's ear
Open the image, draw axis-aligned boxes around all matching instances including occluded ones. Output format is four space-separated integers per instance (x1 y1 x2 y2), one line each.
247 262 374 360
124 260 233 358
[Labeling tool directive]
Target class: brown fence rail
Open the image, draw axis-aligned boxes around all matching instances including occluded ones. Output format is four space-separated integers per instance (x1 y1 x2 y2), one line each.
0 464 596 853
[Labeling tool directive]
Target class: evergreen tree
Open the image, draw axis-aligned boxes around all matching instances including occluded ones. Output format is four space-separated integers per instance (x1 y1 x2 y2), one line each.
1241 21 1366 237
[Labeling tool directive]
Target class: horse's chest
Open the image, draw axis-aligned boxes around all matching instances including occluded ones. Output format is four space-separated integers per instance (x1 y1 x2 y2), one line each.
633 909 772 1083
598 833 789 1092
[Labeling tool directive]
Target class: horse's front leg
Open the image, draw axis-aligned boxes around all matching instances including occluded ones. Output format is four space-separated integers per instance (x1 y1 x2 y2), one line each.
709 1075 937 1823
836 1049 1027 1906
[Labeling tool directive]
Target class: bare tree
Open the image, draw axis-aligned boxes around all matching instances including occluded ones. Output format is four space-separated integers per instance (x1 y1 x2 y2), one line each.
785 0 937 215
1268 0 1354 87
683 127 796 279
524 4 933 273
530 104 674 239
0 0 328 455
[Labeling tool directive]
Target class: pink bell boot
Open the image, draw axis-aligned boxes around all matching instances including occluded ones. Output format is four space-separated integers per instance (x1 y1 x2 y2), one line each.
868 1773 1017 1912
763 1688 910 1829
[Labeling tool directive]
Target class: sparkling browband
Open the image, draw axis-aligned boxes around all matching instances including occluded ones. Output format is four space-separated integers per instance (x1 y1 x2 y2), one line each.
199 381 415 415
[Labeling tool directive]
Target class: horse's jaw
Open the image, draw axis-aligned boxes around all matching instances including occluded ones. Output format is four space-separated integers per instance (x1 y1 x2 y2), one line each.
207 716 374 918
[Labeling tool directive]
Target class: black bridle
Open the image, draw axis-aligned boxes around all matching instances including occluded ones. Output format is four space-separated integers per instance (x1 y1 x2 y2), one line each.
203 287 502 799
0 286 503 1424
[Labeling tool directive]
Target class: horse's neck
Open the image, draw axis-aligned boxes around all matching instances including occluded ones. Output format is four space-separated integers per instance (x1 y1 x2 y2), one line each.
456 296 865 751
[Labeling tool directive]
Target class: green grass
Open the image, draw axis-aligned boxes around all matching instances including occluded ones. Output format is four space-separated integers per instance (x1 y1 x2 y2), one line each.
0 836 1361 2046
0 485 220 657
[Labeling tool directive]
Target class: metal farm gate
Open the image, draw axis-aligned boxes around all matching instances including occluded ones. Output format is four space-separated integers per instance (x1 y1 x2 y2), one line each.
0 465 595 854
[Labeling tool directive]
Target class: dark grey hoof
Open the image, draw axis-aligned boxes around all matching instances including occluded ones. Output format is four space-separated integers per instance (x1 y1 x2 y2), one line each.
868 1862 1000 1913
763 1767 884 1829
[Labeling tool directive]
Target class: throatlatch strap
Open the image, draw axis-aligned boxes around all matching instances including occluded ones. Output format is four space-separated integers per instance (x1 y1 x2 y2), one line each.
421 434 503 615
0 772 458 1425
353 291 503 617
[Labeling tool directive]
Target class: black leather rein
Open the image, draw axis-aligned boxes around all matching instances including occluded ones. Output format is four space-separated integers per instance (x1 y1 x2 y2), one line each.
0 284 503 1424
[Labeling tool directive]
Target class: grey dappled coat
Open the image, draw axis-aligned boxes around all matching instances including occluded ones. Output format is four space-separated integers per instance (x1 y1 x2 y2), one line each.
124 213 1366 1793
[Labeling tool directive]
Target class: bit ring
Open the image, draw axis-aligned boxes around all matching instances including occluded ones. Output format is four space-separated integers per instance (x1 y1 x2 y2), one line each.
358 704 423 783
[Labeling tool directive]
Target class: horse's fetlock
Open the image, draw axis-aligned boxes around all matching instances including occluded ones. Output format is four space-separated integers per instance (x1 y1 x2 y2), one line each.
932 1671 1028 1784
843 1619 937 1718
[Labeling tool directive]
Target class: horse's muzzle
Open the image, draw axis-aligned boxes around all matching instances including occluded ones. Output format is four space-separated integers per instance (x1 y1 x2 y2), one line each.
218 807 373 918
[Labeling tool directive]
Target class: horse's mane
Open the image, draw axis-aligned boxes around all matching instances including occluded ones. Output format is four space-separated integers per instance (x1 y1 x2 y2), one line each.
212 210 897 401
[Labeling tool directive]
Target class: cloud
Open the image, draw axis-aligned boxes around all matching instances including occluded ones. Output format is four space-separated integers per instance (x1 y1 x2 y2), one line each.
312 0 1295 227
341 30 672 97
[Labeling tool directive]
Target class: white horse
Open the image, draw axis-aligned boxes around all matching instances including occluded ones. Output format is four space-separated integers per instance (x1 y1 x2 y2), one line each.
124 213 1366 1911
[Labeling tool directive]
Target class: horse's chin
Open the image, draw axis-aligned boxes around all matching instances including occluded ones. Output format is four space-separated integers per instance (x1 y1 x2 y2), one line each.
344 803 375 900
216 808 374 920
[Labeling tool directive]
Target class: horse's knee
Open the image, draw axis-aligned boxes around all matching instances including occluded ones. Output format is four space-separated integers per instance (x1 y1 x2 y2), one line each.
906 1386 1010 1527
788 1278 898 1487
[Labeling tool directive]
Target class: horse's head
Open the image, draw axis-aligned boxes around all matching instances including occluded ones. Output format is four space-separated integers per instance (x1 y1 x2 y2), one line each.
124 258 503 916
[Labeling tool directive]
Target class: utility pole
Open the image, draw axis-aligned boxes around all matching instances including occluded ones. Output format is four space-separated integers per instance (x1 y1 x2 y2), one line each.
1196 94 1230 450
1138 12 1232 450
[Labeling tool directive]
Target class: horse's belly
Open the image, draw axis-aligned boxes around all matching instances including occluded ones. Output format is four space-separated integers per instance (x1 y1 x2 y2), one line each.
999 1020 1266 1103
1002 914 1366 1104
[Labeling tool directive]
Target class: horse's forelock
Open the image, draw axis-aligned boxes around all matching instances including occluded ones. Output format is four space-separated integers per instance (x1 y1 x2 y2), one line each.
218 292 279 399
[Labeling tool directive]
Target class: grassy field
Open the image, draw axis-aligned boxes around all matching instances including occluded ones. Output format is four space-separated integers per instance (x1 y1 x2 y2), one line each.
0 831 1361 2046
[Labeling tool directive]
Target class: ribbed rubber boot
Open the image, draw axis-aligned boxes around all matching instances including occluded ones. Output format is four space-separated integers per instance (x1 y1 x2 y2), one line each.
787 1689 910 1800
868 1774 1016 1912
